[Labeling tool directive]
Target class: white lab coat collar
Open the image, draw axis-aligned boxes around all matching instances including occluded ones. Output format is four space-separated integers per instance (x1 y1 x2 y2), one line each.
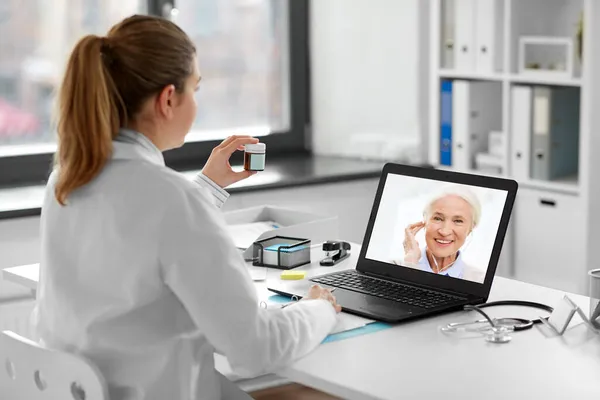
112 128 165 166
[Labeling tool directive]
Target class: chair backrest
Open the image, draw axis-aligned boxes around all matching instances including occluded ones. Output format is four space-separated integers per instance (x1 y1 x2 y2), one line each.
0 330 109 400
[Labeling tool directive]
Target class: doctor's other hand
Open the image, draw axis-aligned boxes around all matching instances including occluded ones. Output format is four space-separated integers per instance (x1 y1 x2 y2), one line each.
202 135 259 188
404 221 425 264
305 285 342 313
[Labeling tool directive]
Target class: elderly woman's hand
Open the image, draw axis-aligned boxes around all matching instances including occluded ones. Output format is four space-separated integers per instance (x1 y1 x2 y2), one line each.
404 221 425 264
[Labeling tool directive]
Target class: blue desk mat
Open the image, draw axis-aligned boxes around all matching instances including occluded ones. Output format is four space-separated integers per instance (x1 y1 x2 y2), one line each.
268 295 392 343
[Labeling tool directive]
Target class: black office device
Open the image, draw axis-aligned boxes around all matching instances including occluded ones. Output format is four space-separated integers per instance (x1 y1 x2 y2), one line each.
268 163 518 323
320 241 351 266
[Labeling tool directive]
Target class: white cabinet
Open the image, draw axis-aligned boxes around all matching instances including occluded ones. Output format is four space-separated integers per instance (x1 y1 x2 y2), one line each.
513 188 585 294
227 179 380 244
429 0 600 294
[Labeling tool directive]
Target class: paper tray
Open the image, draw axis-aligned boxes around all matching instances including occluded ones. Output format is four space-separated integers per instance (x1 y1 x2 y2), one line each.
223 205 338 261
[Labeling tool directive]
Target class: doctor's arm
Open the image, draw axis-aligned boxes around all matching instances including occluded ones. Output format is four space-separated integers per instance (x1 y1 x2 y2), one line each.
191 136 260 209
159 188 338 378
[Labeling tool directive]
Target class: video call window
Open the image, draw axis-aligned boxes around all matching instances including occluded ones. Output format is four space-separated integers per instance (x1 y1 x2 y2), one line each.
365 175 508 284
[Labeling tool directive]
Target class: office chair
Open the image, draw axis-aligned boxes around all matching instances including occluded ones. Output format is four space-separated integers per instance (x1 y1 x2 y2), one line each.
0 330 108 399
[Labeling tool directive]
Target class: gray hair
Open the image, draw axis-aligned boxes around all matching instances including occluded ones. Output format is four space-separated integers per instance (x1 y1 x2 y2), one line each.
423 186 482 229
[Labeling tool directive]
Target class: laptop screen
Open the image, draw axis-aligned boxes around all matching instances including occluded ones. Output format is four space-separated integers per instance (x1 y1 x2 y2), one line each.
364 173 509 284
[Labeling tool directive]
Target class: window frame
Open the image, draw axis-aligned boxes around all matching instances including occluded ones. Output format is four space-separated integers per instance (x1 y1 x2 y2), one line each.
0 0 310 187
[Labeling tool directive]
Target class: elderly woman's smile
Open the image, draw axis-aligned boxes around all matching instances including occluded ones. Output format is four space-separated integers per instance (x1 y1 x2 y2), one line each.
425 194 474 259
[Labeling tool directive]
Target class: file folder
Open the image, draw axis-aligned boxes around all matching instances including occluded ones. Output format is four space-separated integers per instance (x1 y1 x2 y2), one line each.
530 86 580 181
440 80 453 166
441 0 455 69
454 0 475 71
510 85 532 181
452 80 501 172
475 0 503 73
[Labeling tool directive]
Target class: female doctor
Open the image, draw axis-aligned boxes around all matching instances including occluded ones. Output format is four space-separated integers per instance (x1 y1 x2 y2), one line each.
33 15 341 400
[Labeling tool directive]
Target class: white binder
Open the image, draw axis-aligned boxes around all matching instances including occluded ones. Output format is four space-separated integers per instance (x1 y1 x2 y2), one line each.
452 81 470 171
510 85 532 181
441 0 455 69
454 0 475 71
474 0 503 73
452 81 502 172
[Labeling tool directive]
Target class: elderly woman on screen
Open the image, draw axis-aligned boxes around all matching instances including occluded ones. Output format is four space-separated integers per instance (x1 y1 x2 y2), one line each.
395 186 484 282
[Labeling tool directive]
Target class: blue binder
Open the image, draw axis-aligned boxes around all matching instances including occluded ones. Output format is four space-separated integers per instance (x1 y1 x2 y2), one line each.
440 80 453 166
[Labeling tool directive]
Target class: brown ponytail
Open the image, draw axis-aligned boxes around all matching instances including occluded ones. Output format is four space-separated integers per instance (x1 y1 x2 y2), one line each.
54 35 121 205
54 15 196 205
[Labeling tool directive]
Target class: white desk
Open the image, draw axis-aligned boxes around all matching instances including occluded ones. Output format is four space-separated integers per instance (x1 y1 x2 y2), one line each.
3 263 38 292
4 245 600 399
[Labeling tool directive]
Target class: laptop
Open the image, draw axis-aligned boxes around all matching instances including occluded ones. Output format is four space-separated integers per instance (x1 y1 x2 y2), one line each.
267 163 517 322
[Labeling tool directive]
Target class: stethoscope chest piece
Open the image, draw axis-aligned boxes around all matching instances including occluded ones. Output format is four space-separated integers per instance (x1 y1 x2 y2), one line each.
485 326 513 343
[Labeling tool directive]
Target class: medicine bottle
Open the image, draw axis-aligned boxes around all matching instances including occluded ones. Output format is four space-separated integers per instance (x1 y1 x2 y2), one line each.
244 143 266 171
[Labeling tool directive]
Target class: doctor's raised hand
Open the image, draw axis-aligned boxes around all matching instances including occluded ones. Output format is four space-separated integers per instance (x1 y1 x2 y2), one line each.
202 135 259 188
404 221 425 264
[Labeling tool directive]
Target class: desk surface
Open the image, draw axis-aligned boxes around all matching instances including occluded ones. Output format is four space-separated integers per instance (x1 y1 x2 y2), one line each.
5 245 600 400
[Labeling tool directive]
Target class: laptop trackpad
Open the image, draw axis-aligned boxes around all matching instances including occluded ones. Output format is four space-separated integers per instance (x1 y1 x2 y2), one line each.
334 289 415 320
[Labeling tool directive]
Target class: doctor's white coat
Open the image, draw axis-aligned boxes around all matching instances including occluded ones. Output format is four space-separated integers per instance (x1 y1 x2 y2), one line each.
33 130 337 400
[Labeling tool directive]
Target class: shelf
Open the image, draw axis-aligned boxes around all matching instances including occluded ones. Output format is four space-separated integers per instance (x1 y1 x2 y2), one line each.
518 176 580 195
509 74 582 87
435 166 505 179
434 166 580 195
438 69 505 82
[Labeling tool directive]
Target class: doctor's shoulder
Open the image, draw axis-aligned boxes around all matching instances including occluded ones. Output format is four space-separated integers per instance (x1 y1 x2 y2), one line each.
149 166 223 217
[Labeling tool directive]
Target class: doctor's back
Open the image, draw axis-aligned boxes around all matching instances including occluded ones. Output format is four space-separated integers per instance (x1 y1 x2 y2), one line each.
33 15 340 400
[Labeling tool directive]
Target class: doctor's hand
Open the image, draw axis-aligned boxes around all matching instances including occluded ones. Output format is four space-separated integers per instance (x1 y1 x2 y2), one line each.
202 135 260 188
305 285 342 313
404 221 425 264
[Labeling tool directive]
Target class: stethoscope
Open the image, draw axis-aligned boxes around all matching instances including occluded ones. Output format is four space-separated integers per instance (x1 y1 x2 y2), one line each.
442 300 554 343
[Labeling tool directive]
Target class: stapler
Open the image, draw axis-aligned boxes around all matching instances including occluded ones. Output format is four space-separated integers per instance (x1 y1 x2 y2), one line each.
320 241 351 266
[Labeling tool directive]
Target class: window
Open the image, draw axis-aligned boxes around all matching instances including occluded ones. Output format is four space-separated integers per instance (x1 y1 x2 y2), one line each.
175 0 290 141
0 0 145 149
0 0 308 186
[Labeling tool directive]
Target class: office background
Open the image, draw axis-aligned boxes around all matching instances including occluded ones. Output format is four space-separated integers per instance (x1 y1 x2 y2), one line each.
0 0 596 302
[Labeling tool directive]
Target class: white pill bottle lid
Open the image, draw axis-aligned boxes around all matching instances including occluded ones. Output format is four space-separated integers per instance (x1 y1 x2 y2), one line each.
245 143 266 153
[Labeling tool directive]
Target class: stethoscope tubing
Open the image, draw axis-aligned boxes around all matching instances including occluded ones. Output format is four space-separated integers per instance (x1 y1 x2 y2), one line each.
463 300 554 331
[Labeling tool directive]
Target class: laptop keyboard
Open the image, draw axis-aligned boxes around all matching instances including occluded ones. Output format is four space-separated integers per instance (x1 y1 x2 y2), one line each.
310 270 464 309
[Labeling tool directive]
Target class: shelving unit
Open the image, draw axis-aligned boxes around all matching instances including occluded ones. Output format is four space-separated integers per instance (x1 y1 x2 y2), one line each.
428 0 600 295
439 69 505 81
508 74 582 87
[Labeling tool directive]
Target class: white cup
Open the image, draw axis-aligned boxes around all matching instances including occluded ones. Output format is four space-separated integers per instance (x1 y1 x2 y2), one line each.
588 269 600 327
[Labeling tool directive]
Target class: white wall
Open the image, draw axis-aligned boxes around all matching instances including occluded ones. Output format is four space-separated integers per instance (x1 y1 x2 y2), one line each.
309 0 429 163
